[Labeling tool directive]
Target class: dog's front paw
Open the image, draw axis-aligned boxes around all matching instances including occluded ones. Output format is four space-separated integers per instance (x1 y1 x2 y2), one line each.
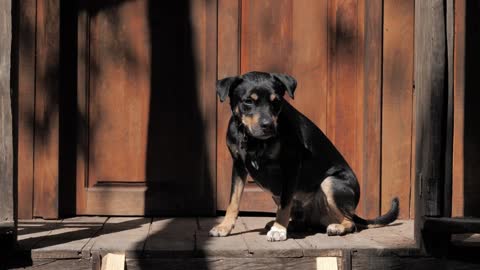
209 224 233 237
326 223 346 236
266 224 287 241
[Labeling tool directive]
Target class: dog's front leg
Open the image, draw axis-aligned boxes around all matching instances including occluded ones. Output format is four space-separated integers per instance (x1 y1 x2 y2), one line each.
267 198 293 241
209 160 247 237
267 160 301 241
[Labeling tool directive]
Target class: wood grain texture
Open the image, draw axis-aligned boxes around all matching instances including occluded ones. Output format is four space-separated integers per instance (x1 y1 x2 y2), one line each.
88 0 150 185
414 0 449 252
414 0 447 217
76 9 88 215
76 1 217 215
0 0 14 227
196 0 218 215
382 0 414 219
33 0 60 219
358 0 382 219
217 0 241 212
328 0 383 219
17 0 36 219
126 258 319 270
327 0 359 173
291 0 328 134
452 0 465 217
444 0 455 219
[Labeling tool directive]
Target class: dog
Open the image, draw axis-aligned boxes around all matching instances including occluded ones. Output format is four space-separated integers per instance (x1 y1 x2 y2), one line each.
209 71 399 241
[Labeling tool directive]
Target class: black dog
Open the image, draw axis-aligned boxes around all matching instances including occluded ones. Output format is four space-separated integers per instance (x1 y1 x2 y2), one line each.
210 71 399 241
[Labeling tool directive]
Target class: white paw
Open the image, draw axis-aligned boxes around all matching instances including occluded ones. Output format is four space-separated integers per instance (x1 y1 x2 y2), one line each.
326 224 345 236
266 225 287 241
209 225 232 237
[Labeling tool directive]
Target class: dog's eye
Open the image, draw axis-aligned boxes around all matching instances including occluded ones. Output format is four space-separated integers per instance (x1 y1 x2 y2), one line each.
243 98 254 105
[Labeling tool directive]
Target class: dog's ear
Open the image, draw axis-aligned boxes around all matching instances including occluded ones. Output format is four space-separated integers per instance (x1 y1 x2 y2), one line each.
216 76 242 102
273 73 297 99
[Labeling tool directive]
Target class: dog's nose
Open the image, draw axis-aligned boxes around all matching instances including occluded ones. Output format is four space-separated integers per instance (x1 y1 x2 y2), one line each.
260 118 274 130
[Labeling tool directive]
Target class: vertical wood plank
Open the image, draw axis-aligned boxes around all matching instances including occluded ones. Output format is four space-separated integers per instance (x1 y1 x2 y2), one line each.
359 0 382 219
328 0 377 218
444 0 454 218
414 0 449 252
33 0 60 219
291 0 328 131
17 0 36 219
191 0 218 214
452 0 465 217
76 7 88 215
217 0 240 211
240 0 293 74
87 1 151 186
355 0 366 219
382 0 414 219
0 0 15 229
410 96 417 219
327 0 359 170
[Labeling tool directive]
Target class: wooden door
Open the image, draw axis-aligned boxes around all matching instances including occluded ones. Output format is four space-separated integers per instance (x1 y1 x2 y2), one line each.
76 1 217 216
217 0 383 218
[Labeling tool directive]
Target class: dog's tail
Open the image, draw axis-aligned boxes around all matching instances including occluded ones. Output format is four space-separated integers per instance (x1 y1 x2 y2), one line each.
352 197 399 229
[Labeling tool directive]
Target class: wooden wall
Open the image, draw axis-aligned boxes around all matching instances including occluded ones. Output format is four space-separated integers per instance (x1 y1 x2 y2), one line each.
15 0 477 219
216 0 416 219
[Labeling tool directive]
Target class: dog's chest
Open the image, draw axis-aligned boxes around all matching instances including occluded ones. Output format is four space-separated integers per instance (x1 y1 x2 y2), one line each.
238 139 284 193
244 139 281 168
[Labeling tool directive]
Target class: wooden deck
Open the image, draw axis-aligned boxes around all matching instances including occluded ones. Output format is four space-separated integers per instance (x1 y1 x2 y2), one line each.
5 217 479 269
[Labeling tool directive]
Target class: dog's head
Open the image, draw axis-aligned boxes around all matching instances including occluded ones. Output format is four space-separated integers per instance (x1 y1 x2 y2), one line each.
217 71 297 139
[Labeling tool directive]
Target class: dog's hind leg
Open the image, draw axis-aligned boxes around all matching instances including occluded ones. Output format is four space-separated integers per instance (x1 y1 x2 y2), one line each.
312 176 358 236
326 218 356 236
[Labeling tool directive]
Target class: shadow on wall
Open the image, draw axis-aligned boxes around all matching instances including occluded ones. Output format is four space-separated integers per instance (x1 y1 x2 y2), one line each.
144 0 213 215
463 0 480 217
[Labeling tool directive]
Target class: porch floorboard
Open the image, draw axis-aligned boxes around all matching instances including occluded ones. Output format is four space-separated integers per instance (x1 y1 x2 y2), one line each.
16 217 416 260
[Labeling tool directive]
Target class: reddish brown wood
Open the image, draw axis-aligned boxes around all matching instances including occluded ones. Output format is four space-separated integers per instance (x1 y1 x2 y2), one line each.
382 0 414 219
33 0 60 219
355 0 366 219
76 9 88 215
216 0 240 211
358 0 382 219
191 0 218 214
88 0 150 185
240 0 293 74
291 0 328 132
77 1 217 215
328 0 381 219
452 0 465 217
327 0 359 172
17 0 36 219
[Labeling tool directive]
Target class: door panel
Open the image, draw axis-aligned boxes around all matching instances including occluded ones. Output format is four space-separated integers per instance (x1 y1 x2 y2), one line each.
76 1 217 215
88 1 150 185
